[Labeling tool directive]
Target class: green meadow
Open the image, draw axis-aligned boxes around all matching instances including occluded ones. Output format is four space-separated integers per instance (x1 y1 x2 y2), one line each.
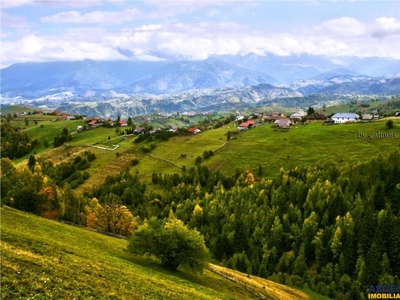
131 117 400 180
0 206 312 300
10 112 400 187
206 118 400 177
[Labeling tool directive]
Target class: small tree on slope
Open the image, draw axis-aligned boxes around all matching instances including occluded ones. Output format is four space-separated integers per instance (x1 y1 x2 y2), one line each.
127 212 210 272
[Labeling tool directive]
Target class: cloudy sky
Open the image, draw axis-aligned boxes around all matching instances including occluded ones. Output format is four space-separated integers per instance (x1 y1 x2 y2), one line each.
1 0 400 68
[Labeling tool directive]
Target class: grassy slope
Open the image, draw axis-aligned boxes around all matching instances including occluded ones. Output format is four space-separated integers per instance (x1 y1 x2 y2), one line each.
203 118 400 177
1 206 314 300
132 118 400 180
13 117 400 187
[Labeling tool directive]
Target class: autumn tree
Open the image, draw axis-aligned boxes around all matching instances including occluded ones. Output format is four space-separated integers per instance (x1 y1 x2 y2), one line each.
84 198 137 236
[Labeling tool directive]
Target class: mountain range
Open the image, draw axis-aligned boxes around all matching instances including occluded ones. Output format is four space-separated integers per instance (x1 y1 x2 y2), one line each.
1 54 400 116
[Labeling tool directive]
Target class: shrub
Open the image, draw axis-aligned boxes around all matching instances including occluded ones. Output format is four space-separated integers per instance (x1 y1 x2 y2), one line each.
386 119 394 129
128 213 210 272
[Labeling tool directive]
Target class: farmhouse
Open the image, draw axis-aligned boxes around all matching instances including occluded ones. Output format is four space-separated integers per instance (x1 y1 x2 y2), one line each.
119 120 128 126
290 110 307 119
237 120 257 131
263 113 281 123
307 113 327 121
134 127 146 135
361 114 374 122
88 120 99 128
331 113 359 124
274 119 292 128
187 128 201 134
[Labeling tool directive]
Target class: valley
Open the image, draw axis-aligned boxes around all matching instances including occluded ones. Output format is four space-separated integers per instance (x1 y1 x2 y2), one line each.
1 78 400 300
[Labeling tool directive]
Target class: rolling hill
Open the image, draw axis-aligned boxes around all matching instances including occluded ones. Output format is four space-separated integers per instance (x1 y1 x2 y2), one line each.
10 110 400 189
0 206 314 300
2 105 399 300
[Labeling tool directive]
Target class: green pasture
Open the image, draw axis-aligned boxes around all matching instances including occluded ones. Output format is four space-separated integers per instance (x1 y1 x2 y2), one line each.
125 117 400 182
130 122 237 180
0 105 36 114
0 206 260 300
323 97 394 115
205 118 400 178
8 112 400 190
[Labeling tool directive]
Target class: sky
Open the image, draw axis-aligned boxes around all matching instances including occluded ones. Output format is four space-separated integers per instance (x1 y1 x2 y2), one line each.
1 0 400 68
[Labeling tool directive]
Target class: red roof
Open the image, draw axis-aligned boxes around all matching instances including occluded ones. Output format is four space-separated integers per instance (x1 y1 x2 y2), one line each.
239 121 256 127
119 120 128 125
88 120 96 125
187 128 198 133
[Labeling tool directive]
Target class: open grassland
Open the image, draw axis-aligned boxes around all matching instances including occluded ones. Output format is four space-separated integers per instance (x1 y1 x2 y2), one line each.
323 97 397 115
12 116 400 187
130 122 237 180
0 105 36 114
0 206 314 300
13 119 87 164
204 118 400 177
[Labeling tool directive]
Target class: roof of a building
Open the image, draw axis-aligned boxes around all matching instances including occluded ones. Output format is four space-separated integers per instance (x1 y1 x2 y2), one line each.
332 113 359 118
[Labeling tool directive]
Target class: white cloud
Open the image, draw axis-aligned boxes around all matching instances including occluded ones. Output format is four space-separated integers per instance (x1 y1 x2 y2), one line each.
3 14 400 68
372 17 400 38
1 0 106 9
41 8 140 24
1 0 34 9
315 17 366 37
0 31 126 68
1 11 29 29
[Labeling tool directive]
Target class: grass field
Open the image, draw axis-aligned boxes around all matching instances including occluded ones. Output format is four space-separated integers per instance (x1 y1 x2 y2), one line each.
1 206 319 299
11 115 400 187
130 117 400 180
203 118 400 177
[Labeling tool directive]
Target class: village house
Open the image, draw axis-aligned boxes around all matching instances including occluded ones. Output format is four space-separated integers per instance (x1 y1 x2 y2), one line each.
290 110 307 124
331 113 360 124
290 110 307 119
119 120 128 126
134 126 146 135
274 118 292 128
187 128 201 134
237 120 257 131
307 113 327 122
88 120 101 128
263 112 281 123
361 114 374 122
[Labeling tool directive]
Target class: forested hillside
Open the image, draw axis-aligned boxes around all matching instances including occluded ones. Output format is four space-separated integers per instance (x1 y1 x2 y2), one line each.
2 150 399 299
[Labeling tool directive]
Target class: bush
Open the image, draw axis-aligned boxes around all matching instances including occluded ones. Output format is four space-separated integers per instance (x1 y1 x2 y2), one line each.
74 156 82 165
128 213 210 272
386 119 394 129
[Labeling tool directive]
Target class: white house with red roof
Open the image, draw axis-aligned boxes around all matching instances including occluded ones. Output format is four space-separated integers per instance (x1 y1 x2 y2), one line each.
187 128 201 134
237 120 257 131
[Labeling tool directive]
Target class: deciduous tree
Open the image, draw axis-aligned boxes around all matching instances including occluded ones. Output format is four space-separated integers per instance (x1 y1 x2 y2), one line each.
128 212 210 272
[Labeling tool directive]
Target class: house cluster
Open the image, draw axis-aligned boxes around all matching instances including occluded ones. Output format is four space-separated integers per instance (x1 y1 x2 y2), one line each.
235 108 384 132
83 116 133 128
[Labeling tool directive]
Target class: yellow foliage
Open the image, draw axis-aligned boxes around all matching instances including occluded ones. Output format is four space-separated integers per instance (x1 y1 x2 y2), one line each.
245 172 255 185
193 204 203 216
